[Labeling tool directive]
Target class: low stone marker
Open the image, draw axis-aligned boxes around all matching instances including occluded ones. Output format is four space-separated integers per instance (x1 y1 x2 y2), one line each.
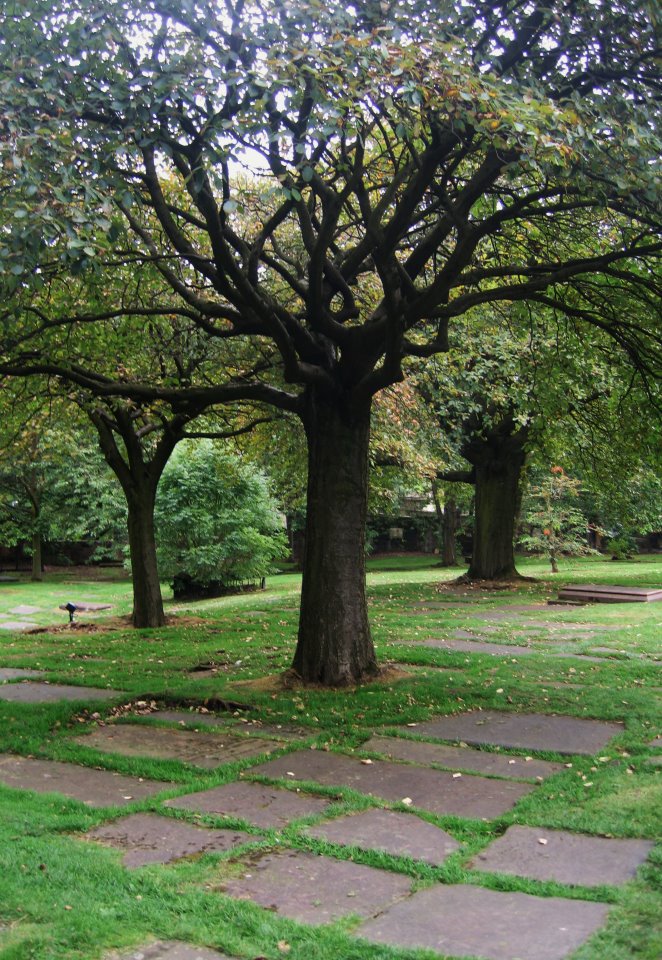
58 601 113 612
0 683 126 703
356 883 610 960
361 735 564 780
8 605 41 615
304 808 460 865
0 754 170 806
75 725 281 769
166 780 332 828
401 710 624 756
221 848 412 925
468 825 654 887
84 812 254 867
558 585 662 603
249 749 535 819
0 621 37 632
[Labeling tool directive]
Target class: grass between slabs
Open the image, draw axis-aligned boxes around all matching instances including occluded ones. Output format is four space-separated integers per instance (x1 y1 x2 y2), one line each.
0 554 660 960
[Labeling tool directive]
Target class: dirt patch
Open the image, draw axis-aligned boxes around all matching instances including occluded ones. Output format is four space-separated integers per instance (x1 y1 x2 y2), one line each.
27 613 213 635
230 663 413 693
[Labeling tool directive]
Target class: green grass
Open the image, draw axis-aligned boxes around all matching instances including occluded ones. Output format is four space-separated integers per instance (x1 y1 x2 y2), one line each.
0 554 660 960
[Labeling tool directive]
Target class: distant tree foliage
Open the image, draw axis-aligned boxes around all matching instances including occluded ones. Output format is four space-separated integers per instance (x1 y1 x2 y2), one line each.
154 441 287 591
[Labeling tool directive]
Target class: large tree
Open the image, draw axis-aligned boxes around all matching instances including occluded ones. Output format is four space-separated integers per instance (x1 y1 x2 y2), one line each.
1 0 660 683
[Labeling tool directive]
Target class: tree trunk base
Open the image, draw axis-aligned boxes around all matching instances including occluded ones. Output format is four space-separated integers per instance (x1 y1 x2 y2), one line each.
452 571 538 586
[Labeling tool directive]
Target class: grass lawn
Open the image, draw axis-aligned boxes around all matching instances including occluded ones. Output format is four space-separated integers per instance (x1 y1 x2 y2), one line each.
0 554 660 960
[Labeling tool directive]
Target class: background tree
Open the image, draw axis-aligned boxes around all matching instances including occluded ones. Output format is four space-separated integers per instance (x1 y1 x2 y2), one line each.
1 0 660 682
155 440 287 596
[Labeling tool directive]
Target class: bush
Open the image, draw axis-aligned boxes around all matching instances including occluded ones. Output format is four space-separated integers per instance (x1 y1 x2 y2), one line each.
155 440 287 589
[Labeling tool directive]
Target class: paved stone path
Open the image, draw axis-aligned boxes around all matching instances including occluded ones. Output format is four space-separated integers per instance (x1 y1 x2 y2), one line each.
84 812 253 867
0 682 126 702
356 883 611 960
400 709 623 755
304 807 460 865
249 748 535 818
75 724 282 768
0 667 45 681
361 735 564 780
165 780 332 828
221 848 412 925
468 825 654 886
0 754 170 806
145 710 308 740
1 622 654 960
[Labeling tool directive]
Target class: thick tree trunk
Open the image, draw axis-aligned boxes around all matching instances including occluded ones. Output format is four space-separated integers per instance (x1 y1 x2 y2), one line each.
292 392 378 686
126 486 166 628
467 437 526 580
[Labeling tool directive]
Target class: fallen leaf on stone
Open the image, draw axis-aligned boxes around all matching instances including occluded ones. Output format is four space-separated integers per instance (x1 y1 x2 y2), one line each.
401 797 413 806
360 758 373 765
538 838 548 845
452 772 462 779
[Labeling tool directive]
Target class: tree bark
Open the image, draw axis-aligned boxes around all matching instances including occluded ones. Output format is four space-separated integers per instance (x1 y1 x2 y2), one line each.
125 484 165 628
292 390 378 686
31 527 43 582
465 430 527 580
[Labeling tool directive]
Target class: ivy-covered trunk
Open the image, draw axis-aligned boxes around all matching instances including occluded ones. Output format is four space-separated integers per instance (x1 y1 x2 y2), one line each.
293 391 378 686
465 428 528 581
125 483 166 628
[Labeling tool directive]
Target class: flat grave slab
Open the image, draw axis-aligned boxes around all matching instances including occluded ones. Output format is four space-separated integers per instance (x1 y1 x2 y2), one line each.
356 883 610 960
469 825 654 887
414 638 537 656
362 735 564 780
401 710 624 756
221 848 411 925
249 749 535 819
0 667 45 681
0 682 126 702
559 584 662 603
305 808 460 865
108 943 237 960
0 621 36 632
75 725 280 769
8 605 41 615
84 812 253 868
0 754 170 806
648 736 662 748
165 780 332 828
144 710 308 740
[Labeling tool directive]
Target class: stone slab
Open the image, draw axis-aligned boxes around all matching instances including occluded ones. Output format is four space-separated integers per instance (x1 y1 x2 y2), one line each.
648 736 662 748
8 605 41 615
0 621 37 632
108 943 236 960
0 754 170 807
0 682 126 703
221 848 411 925
356 883 610 960
0 667 45 681
250 750 534 819
145 710 308 740
305 808 460 865
362 736 564 780
416 638 537 656
75 725 279 769
559 584 662 603
84 812 253 868
166 780 332 828
469 825 654 887
402 710 624 756
0 682 126 702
